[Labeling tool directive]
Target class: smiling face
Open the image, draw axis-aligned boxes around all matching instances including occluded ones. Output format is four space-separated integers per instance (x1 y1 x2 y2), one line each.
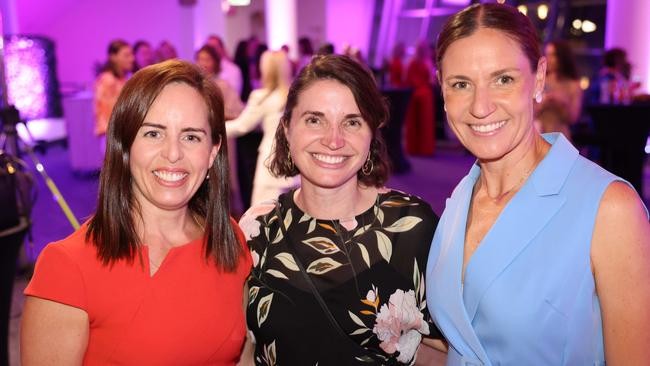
440 27 545 162
129 82 219 212
285 79 372 191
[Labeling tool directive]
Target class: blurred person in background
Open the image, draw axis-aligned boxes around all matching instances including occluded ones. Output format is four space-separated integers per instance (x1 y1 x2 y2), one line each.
404 40 436 156
195 45 245 214
534 40 583 140
155 40 178 62
225 50 298 205
297 36 314 71
132 40 154 73
206 34 243 96
387 42 406 87
21 60 251 365
94 39 133 152
195 45 244 120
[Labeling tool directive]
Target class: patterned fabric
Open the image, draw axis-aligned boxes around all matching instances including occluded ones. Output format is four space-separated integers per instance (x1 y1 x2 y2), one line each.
240 189 441 365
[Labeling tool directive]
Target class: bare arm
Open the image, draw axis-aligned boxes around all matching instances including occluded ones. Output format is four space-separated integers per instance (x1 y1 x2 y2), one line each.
237 283 255 366
21 296 89 365
226 91 269 138
591 182 650 364
415 337 447 365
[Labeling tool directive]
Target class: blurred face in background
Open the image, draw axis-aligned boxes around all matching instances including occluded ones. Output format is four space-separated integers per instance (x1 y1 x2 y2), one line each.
135 44 154 69
196 50 217 75
111 46 134 75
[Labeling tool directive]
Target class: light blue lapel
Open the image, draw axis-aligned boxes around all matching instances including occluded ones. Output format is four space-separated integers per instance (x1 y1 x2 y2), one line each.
432 166 492 365
463 133 577 322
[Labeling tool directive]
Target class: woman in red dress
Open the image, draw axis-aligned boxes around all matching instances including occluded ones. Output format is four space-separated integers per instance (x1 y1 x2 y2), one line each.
404 41 436 156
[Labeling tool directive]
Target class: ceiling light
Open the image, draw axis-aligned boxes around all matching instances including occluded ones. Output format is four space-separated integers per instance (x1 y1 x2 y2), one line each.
572 19 582 30
582 20 597 33
537 4 549 20
517 5 528 16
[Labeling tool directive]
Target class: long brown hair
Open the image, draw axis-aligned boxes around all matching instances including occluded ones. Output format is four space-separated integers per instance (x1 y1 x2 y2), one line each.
87 60 242 271
436 3 541 74
268 54 390 187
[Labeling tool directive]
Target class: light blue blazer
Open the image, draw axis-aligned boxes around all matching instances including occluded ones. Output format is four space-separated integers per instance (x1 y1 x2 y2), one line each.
426 133 645 366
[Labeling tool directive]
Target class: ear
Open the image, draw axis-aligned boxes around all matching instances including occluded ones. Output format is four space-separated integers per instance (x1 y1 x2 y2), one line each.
534 57 547 99
208 138 221 167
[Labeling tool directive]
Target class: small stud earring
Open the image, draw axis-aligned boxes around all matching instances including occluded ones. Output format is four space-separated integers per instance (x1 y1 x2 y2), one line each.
535 92 543 104
206 173 210 180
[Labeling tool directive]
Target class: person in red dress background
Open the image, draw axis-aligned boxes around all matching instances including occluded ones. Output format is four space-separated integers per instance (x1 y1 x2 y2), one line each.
404 41 436 156
21 61 251 365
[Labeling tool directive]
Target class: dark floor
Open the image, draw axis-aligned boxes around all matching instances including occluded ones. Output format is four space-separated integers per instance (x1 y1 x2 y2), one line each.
6 138 650 365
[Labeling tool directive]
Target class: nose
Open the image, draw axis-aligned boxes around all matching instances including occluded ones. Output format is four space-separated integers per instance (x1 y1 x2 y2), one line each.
321 124 345 150
470 86 496 119
161 138 183 163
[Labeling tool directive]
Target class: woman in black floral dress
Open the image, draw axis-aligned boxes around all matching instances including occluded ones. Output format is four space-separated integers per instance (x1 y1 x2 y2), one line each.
238 55 443 365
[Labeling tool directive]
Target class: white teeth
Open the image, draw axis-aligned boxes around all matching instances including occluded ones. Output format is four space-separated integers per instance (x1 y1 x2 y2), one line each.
470 120 506 133
153 171 188 182
312 153 347 164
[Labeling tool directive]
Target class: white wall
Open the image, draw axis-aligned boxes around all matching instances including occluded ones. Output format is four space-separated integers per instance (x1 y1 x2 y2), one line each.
13 0 195 87
325 0 375 60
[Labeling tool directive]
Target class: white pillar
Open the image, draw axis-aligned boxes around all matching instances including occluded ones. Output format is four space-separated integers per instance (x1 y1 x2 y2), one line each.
265 0 297 59
605 0 650 94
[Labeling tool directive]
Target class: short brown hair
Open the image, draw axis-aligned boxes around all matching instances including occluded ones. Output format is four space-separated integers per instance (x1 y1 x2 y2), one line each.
268 54 390 187
87 60 242 271
436 3 541 74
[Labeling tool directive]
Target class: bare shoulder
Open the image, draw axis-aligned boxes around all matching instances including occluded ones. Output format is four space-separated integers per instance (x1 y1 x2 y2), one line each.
592 181 649 260
591 183 650 362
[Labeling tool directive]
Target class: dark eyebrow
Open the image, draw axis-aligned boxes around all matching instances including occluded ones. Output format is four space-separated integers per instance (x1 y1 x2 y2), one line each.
444 68 521 82
141 122 207 135
344 113 363 119
300 111 325 118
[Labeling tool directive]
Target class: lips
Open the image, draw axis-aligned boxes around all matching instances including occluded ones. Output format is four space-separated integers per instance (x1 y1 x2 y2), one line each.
469 120 507 134
311 153 348 164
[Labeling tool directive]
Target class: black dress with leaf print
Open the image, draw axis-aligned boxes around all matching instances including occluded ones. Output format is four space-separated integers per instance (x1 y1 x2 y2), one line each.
240 189 441 366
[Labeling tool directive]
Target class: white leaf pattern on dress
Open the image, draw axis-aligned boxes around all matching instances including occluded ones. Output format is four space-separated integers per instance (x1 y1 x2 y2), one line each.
385 216 422 233
274 252 299 271
375 231 393 262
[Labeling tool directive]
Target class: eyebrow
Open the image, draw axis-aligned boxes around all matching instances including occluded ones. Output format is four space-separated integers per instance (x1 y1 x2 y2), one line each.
444 67 521 82
299 111 363 119
141 122 208 134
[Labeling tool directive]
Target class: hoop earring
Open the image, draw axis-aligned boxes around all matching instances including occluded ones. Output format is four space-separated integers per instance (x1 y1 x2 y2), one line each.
362 155 374 175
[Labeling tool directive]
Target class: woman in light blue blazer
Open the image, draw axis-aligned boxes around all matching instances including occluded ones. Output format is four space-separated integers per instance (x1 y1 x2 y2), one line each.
426 3 650 365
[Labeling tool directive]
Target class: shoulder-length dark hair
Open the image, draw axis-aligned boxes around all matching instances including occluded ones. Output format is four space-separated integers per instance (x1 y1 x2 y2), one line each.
99 39 131 78
268 54 390 188
86 60 242 272
436 3 541 74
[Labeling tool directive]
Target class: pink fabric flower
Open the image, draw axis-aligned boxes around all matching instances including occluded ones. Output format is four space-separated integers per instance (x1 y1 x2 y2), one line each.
372 289 429 362
238 201 276 241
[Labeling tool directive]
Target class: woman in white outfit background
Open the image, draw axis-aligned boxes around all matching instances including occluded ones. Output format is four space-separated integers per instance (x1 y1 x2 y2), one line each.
226 50 299 205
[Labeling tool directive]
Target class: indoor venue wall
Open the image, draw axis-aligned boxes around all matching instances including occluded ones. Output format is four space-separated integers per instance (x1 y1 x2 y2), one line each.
10 0 195 88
